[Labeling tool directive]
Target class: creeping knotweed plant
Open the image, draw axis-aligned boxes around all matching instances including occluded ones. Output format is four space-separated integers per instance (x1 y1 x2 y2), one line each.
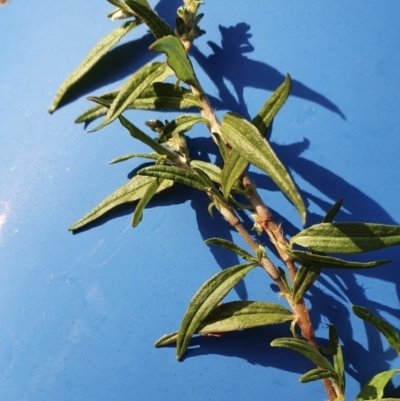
49 1 400 400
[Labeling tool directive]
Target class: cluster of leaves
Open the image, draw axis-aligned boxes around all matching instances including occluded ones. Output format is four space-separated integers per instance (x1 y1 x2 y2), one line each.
50 1 400 400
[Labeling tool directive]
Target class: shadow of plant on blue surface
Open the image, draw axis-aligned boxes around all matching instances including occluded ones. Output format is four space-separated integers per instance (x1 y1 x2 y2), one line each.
191 23 346 120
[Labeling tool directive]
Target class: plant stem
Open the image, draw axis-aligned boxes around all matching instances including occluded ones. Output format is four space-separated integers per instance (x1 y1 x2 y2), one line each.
185 49 337 401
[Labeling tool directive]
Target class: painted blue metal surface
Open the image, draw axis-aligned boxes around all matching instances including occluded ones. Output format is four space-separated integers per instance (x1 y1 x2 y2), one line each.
1 1 400 400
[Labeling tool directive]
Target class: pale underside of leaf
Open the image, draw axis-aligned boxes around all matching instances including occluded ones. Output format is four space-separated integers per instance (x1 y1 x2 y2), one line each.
355 370 400 401
271 338 335 372
220 112 306 224
176 263 258 360
290 223 400 254
154 301 293 347
49 20 139 113
352 306 400 352
69 175 173 231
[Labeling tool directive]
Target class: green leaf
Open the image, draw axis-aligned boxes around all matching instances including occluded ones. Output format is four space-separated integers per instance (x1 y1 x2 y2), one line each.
109 153 160 164
75 83 202 124
252 74 292 135
299 369 337 384
204 237 255 261
221 149 248 199
190 161 222 184
213 133 229 162
352 306 400 353
106 0 136 15
323 198 344 223
286 248 389 270
138 165 209 191
150 35 200 88
155 301 293 348
49 20 139 113
176 262 258 359
198 301 293 333
292 264 321 303
159 114 208 142
132 178 164 227
154 332 179 347
355 370 400 401
69 175 173 231
271 338 335 372
91 62 167 131
220 76 292 198
278 267 292 295
118 115 178 159
124 0 174 38
278 267 292 294
220 112 306 224
329 324 345 393
290 222 400 254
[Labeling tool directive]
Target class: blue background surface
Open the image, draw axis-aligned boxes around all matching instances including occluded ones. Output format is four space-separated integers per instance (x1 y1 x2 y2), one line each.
1 1 400 400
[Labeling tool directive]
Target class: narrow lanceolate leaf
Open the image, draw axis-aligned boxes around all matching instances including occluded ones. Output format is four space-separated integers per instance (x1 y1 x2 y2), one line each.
109 153 160 164
69 176 173 231
198 301 293 333
352 306 400 353
271 338 335 372
132 178 164 227
299 369 337 384
119 115 178 159
176 263 259 360
49 21 139 113
92 62 167 131
213 133 228 161
150 35 200 88
290 222 400 254
138 165 209 192
155 301 293 347
329 325 346 393
160 115 208 142
220 76 291 198
220 113 306 224
286 248 389 270
252 74 292 135
106 0 136 14
221 149 248 199
323 198 344 223
156 302 294 347
292 264 321 303
204 238 255 261
278 267 292 295
355 370 400 401
124 0 174 39
75 83 202 124
190 161 222 184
